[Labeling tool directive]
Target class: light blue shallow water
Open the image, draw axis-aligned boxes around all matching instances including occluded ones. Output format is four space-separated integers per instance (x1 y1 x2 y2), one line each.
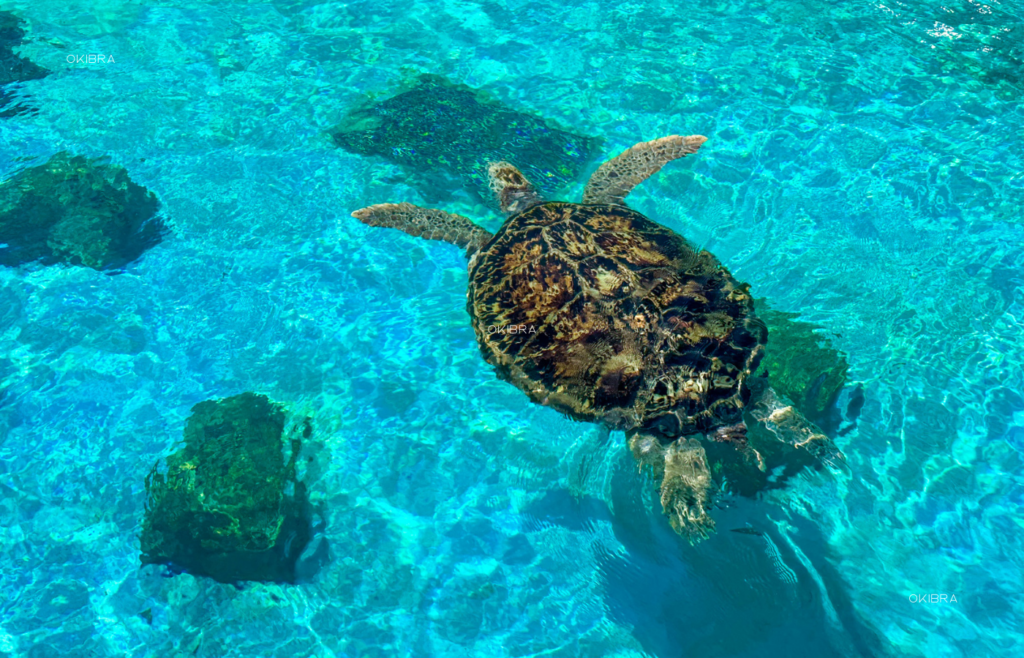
1 0 1023 656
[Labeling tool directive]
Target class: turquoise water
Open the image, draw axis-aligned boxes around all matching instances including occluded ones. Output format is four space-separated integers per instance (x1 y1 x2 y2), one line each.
1 0 1023 656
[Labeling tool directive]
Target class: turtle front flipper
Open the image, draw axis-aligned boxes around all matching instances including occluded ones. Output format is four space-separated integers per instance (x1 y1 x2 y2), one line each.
582 135 707 206
487 161 544 216
628 431 716 542
352 202 492 257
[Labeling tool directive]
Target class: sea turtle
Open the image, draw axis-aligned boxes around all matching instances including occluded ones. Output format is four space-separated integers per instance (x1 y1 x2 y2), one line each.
352 135 841 541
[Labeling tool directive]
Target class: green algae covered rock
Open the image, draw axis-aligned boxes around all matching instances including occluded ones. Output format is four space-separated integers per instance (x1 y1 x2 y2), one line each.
0 153 165 270
0 11 49 117
331 75 601 203
141 393 317 584
754 297 849 424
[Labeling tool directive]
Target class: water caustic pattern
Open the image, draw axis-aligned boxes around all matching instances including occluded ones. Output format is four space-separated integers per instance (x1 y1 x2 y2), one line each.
0 0 1022 656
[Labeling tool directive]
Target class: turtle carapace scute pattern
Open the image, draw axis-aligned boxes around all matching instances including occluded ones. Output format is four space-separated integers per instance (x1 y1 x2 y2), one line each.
351 134 843 542
469 201 766 437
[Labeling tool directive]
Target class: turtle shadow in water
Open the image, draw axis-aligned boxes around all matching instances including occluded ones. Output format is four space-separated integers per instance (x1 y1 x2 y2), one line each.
0 11 50 117
523 483 885 658
330 75 602 208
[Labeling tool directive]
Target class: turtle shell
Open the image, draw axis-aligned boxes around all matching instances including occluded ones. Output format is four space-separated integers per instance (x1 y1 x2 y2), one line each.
467 202 766 437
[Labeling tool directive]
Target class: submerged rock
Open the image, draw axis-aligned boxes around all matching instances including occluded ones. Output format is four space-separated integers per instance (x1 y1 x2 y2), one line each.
331 75 601 203
0 11 49 117
0 153 166 270
140 393 322 584
754 297 849 428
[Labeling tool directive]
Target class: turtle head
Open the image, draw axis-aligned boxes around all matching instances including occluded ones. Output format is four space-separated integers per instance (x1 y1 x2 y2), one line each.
487 161 544 216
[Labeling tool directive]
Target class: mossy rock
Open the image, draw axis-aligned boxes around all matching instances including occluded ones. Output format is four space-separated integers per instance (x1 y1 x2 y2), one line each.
331 75 601 204
754 298 849 424
0 153 165 270
141 393 317 584
0 11 49 117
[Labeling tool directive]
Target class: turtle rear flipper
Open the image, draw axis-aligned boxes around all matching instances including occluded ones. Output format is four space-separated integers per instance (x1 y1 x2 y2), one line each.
751 384 847 471
582 135 707 206
628 431 716 542
661 438 716 542
352 202 492 256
